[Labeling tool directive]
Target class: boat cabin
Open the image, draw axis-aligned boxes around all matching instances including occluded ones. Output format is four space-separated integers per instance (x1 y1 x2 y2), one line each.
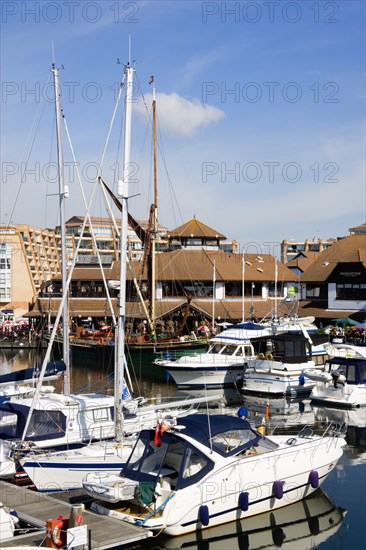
119 415 265 503
326 357 366 386
251 333 312 364
0 393 114 445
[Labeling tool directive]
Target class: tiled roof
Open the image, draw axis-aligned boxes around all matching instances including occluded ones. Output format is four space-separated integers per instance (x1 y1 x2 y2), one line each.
301 234 366 282
297 300 360 320
155 250 295 283
54 251 295 283
287 251 321 273
168 218 226 239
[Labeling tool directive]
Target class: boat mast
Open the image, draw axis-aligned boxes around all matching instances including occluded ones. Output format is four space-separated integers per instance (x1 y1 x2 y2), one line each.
52 64 70 394
115 60 133 444
274 257 278 322
150 80 157 340
241 252 245 322
212 259 216 329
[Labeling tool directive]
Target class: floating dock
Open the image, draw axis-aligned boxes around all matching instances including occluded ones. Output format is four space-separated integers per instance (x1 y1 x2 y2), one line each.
0 480 151 548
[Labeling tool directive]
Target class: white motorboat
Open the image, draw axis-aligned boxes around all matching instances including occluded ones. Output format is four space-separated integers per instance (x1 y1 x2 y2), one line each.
305 352 366 408
155 322 268 388
83 413 346 536
242 333 326 396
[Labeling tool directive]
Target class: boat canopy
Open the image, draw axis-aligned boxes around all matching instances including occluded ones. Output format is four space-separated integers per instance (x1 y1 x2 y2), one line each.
327 357 366 385
164 414 261 456
228 322 269 331
0 401 67 441
251 333 311 363
0 360 66 386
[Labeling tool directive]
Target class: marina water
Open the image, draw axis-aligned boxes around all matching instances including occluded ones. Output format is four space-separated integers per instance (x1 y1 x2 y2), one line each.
1 348 365 550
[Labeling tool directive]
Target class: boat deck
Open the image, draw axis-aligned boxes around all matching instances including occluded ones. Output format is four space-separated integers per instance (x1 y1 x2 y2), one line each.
0 480 151 548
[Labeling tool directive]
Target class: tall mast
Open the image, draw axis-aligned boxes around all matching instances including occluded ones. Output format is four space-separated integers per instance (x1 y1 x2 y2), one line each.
150 81 157 339
241 252 245 322
115 61 133 444
52 64 70 394
212 259 216 329
274 257 278 322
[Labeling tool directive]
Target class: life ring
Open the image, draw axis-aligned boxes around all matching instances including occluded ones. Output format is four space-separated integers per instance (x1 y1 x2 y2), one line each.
265 352 273 361
258 353 265 360
52 520 63 546
144 334 151 342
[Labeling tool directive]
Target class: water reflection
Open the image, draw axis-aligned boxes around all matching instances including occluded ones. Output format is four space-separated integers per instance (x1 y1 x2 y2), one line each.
313 405 366 447
127 489 346 550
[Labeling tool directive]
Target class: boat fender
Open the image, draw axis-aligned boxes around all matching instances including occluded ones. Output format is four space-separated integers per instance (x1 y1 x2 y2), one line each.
299 373 305 386
308 470 319 489
299 401 305 414
237 406 248 419
308 516 320 535
272 480 283 499
199 504 210 526
272 526 285 547
238 491 249 511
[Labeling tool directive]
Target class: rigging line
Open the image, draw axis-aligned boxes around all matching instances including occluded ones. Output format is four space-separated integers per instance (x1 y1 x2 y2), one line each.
62 117 117 326
97 76 126 235
5 71 52 232
135 70 184 224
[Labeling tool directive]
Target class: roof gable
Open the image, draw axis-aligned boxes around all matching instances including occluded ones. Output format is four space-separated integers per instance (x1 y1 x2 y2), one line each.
168 218 226 239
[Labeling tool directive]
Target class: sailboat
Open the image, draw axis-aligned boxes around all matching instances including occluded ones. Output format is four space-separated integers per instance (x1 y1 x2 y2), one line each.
0 64 120 479
18 60 220 492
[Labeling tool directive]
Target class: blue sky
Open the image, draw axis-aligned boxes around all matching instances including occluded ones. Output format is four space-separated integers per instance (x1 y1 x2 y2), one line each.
1 1 365 254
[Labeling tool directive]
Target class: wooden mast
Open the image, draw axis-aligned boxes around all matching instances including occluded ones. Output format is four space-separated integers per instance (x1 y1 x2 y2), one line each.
150 80 157 340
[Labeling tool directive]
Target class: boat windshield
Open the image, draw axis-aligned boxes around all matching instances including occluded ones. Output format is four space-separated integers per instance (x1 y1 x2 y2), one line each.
208 343 239 356
328 361 366 384
208 343 227 354
123 430 214 490
210 427 260 456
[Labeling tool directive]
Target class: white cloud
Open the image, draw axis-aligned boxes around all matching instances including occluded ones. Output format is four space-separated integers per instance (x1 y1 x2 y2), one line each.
135 92 224 136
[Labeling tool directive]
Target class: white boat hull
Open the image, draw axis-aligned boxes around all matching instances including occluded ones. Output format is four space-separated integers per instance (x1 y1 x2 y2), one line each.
242 361 323 395
158 353 246 388
92 434 345 536
310 384 366 408
20 442 133 492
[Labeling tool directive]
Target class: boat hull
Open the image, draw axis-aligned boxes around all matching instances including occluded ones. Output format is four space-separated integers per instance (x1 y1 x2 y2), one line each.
20 445 130 492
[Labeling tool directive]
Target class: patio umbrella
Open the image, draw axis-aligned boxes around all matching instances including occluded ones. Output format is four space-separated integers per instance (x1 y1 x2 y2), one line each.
330 317 359 327
355 322 366 329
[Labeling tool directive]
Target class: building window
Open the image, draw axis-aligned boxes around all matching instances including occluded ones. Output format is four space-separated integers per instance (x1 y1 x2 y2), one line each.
306 285 321 298
336 284 366 300
0 244 11 301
